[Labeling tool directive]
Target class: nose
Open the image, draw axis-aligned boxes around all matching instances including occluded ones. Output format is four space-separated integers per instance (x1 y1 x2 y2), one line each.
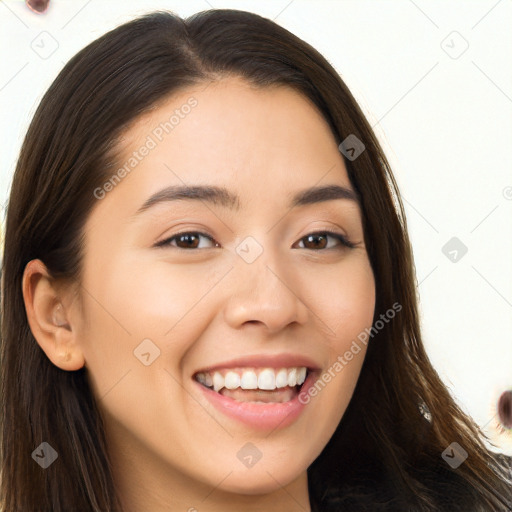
223 248 310 334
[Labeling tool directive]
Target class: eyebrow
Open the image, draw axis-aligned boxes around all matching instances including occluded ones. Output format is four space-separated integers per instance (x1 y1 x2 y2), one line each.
133 183 358 216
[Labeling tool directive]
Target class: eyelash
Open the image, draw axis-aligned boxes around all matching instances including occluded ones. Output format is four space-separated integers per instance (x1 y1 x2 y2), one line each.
155 230 356 251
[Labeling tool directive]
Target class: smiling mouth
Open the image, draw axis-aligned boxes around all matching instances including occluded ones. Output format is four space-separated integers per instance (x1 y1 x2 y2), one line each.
193 366 310 403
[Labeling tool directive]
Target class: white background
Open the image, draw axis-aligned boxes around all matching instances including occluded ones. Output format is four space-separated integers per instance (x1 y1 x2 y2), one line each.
1 0 511 453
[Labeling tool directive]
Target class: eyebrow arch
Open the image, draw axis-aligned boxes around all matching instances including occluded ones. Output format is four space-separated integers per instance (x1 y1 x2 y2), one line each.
133 183 358 217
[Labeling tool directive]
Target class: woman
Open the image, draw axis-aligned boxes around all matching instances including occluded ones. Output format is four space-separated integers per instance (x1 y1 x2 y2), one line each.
1 9 510 512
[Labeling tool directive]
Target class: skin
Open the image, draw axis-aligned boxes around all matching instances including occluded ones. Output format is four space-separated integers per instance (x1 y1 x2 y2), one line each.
23 76 376 512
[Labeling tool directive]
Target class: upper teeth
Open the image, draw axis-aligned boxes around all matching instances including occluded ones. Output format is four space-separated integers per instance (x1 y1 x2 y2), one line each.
195 367 308 392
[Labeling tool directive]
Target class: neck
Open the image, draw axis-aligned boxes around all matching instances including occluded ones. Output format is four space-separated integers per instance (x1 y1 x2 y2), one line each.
116 466 311 512
106 422 311 512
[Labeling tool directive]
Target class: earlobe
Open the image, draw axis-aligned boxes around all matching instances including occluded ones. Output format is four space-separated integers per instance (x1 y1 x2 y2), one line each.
22 259 85 371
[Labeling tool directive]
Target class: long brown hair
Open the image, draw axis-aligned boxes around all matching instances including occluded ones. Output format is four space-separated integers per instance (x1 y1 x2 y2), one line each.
1 9 510 511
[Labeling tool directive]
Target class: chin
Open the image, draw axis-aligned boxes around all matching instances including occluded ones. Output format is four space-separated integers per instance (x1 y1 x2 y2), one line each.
216 463 306 495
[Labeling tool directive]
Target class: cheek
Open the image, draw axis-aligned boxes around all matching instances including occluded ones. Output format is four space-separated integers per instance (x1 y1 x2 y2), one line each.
328 259 375 383
297 256 375 426
299 255 376 345
78 254 225 382
113 257 228 348
76 254 223 445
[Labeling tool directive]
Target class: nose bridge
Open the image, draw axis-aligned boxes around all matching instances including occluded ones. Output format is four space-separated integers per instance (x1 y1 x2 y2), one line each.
222 236 309 332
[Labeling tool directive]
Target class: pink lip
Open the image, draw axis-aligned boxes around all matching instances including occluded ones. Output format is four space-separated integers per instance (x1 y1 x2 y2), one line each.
193 353 321 375
194 370 318 430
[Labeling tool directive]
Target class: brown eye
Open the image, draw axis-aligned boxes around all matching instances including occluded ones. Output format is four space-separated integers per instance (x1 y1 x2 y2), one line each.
302 234 329 249
155 231 219 249
295 231 355 250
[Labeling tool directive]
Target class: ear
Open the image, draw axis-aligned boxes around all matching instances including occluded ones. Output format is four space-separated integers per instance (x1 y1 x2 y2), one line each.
22 259 85 371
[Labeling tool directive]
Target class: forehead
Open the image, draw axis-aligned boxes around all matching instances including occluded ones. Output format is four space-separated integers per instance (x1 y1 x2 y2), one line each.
91 76 353 222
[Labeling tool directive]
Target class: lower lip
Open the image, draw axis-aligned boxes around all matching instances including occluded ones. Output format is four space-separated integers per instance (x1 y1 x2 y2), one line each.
194 371 317 431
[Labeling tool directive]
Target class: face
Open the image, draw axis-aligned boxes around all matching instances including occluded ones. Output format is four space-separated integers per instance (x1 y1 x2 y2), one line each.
73 77 375 498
